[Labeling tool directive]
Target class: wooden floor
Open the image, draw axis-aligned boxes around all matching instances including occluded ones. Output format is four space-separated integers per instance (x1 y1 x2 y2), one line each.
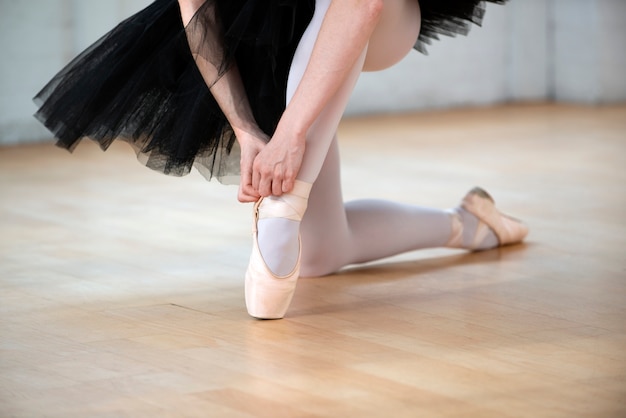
1 104 625 417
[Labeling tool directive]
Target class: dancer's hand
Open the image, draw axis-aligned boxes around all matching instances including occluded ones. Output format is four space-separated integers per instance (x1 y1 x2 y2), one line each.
245 0 382 197
237 131 268 203
252 127 305 197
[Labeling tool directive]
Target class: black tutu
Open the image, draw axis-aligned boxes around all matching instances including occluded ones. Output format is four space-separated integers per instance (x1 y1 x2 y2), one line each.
34 0 507 184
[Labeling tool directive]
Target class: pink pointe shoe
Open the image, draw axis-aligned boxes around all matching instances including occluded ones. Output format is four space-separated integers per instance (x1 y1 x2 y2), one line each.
244 181 310 319
459 187 529 248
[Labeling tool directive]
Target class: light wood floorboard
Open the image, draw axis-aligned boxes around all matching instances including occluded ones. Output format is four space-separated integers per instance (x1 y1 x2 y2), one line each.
1 104 625 417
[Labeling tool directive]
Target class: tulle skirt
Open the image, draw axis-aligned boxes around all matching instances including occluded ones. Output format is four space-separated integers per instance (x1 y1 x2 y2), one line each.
34 0 507 184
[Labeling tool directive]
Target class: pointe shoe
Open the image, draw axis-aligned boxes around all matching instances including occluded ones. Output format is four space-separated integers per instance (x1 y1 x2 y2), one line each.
244 181 311 319
460 187 529 247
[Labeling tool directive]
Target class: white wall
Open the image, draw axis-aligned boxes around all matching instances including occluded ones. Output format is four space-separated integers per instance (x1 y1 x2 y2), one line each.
1 0 625 145
506 0 551 102
551 0 626 103
349 1 524 114
1 0 68 144
348 0 626 115
0 0 151 145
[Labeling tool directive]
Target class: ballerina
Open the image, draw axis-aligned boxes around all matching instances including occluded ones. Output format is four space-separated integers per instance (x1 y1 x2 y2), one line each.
34 0 527 320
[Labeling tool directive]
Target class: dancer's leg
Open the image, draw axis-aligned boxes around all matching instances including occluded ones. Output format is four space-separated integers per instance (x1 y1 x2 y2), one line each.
299 137 499 277
285 0 421 183
287 0 361 184
257 0 364 276
257 0 501 277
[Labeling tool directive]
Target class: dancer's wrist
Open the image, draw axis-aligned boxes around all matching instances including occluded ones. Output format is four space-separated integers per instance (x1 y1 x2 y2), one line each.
274 116 308 148
234 126 268 146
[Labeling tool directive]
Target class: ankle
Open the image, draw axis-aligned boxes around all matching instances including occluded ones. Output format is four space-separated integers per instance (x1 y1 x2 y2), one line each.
258 180 312 222
445 207 499 250
445 209 463 248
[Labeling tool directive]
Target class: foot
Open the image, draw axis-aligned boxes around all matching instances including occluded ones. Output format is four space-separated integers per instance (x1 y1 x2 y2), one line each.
447 187 529 250
244 180 312 319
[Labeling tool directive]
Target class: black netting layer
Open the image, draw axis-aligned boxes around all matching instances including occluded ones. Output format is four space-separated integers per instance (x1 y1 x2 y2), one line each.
416 0 508 53
34 0 506 183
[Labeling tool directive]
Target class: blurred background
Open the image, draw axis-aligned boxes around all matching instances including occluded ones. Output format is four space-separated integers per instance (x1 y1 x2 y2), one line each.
0 0 625 146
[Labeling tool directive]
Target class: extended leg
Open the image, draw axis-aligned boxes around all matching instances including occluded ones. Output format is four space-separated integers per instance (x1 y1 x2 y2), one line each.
299 136 500 277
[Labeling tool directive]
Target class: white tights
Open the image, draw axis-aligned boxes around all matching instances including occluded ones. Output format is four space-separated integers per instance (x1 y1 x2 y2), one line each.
257 0 497 277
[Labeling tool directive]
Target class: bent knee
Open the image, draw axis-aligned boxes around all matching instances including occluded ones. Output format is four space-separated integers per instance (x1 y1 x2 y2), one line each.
364 0 421 71
300 247 346 277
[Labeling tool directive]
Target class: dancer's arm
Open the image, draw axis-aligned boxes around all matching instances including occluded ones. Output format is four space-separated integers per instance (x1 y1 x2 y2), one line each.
180 0 265 202
209 66 267 203
252 0 384 197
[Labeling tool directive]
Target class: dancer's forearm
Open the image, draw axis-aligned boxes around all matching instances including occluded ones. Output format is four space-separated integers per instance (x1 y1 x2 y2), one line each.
179 0 265 201
251 0 383 196
206 63 267 140
178 0 206 26
276 0 383 142
179 0 264 141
